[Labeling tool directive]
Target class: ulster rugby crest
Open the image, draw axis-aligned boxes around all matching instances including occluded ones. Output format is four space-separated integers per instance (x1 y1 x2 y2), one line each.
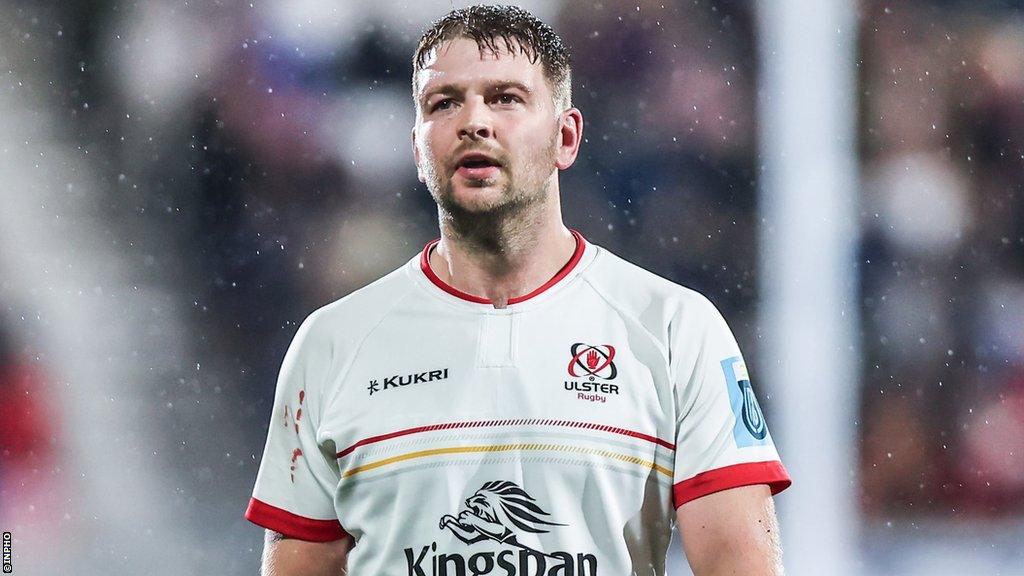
564 343 620 403
566 343 617 380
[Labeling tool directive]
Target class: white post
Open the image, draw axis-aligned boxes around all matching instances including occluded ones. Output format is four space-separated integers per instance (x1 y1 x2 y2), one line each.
0 14 196 573
756 1 860 574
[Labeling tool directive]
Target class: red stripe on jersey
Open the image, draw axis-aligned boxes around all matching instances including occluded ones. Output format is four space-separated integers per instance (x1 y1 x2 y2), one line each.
420 229 587 305
336 418 675 459
672 460 792 509
245 498 349 542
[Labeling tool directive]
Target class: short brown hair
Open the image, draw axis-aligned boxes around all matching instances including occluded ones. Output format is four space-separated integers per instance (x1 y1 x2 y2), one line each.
412 5 572 111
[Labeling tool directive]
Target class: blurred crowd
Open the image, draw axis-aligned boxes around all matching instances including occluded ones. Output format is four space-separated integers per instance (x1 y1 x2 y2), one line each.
857 0 1024 518
0 0 1021 573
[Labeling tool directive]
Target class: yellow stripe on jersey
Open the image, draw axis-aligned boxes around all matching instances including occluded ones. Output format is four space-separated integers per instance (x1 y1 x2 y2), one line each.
342 443 672 478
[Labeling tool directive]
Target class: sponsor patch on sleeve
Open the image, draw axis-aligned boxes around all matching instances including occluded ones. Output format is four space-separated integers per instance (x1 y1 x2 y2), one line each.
720 356 770 447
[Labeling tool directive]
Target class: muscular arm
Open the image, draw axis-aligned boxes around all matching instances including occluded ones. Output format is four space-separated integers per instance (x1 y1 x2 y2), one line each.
261 529 354 576
676 484 784 576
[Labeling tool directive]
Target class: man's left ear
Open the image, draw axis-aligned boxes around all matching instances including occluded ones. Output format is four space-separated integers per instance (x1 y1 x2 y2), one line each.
554 108 583 171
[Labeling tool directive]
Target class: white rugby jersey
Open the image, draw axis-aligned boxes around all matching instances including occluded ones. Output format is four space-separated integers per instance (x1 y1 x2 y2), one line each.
246 230 790 575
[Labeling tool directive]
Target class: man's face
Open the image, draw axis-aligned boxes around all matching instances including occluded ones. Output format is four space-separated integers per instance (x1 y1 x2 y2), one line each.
412 38 561 215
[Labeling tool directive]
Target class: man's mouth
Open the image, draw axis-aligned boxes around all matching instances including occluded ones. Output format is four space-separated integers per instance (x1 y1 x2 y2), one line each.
455 153 502 180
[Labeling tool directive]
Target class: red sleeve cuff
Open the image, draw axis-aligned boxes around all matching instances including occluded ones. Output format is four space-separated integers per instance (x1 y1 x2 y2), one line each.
245 497 349 542
673 460 792 508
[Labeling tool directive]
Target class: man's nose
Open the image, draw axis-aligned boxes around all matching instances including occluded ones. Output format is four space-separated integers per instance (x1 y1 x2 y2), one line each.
457 99 493 140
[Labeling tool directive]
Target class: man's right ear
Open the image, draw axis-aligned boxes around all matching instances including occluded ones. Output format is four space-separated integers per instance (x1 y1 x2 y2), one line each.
411 127 426 183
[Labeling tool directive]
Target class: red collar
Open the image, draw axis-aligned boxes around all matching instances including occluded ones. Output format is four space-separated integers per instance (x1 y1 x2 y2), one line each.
419 230 586 305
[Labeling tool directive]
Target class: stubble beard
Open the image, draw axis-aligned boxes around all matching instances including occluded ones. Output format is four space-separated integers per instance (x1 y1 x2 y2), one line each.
427 141 558 253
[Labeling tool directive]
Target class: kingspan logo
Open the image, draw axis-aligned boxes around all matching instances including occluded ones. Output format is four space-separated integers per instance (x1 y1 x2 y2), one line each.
404 481 598 576
368 368 449 396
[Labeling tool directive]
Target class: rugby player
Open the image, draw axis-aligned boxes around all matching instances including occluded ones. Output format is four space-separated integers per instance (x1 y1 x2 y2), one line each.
246 5 791 575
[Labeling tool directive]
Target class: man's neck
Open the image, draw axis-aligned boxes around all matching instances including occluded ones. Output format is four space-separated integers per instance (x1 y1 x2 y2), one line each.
429 196 577 309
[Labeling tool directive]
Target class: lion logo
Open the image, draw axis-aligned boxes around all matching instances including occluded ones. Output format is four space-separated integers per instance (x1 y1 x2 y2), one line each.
439 480 565 554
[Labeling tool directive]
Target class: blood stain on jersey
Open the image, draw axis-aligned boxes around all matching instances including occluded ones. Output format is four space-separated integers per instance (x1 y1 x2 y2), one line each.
295 389 305 433
283 389 306 434
289 448 304 483
283 389 307 481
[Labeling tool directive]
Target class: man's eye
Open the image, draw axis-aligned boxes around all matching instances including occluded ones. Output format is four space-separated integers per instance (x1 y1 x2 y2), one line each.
496 94 520 105
431 99 454 112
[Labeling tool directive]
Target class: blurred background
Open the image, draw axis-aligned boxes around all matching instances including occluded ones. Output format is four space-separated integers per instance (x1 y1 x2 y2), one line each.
1 0 1022 574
